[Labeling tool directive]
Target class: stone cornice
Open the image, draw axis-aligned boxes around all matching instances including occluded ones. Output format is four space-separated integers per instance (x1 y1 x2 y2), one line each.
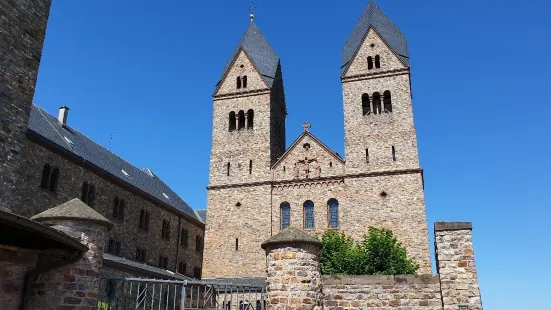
213 88 271 101
206 168 423 190
341 68 410 83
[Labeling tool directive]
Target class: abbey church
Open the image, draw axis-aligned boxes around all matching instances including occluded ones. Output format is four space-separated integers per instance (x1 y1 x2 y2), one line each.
203 1 431 278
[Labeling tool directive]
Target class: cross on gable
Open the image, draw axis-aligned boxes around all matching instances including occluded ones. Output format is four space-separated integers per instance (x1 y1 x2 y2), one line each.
302 122 311 132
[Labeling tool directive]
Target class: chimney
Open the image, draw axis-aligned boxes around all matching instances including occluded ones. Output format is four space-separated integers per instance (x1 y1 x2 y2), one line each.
58 106 69 125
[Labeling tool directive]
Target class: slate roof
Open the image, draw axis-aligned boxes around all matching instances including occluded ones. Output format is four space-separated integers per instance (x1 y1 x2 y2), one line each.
31 198 114 230
217 22 280 88
261 226 322 249
27 105 203 224
195 209 206 223
342 0 409 75
103 253 195 280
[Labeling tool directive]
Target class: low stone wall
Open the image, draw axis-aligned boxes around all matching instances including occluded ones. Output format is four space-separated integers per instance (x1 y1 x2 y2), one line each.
322 275 442 310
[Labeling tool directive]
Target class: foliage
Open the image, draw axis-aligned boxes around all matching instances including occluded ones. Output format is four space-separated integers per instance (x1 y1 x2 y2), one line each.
318 227 419 275
97 301 110 310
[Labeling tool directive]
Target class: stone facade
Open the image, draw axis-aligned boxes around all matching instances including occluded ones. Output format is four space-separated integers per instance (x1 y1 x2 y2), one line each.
262 224 483 310
435 222 483 310
262 227 323 310
322 275 442 310
12 138 204 279
0 0 52 212
0 245 38 310
27 220 108 310
204 4 431 278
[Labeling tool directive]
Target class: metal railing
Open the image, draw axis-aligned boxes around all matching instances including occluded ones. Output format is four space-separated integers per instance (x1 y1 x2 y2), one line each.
97 277 266 310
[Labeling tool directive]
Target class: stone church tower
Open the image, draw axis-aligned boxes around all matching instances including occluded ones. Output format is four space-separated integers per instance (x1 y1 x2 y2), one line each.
203 1 431 279
203 22 287 277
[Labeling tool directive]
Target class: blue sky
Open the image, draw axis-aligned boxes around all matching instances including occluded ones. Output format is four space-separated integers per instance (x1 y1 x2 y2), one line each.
34 1 551 308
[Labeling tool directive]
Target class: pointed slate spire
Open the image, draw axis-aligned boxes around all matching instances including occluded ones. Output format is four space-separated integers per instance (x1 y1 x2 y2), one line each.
217 22 280 87
342 0 409 74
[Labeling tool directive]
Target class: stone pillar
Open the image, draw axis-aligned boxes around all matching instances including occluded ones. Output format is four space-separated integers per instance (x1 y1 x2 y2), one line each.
28 199 113 310
435 222 483 310
0 0 52 212
261 227 323 310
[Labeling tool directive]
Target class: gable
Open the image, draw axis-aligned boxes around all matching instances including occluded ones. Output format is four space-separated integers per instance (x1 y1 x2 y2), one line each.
215 49 270 96
343 27 406 77
273 133 344 182
342 0 409 75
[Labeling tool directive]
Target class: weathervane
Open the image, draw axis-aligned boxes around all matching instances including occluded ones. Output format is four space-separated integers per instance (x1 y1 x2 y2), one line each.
249 1 258 22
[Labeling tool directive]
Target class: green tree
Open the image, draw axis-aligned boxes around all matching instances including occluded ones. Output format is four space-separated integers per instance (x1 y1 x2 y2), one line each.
318 227 418 275
319 230 366 275
361 227 419 275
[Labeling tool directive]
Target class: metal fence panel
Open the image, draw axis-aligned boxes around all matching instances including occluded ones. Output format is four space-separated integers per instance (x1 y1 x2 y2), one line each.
97 277 266 310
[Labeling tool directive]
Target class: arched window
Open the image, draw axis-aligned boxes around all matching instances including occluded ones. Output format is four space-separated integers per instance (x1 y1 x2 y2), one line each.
280 202 291 230
361 93 371 116
118 199 125 220
367 56 374 70
229 112 236 131
242 75 248 88
144 212 150 230
247 109 254 129
88 185 96 206
139 209 145 228
113 197 119 218
375 55 381 68
41 164 51 189
236 76 242 89
383 90 392 113
373 92 381 115
81 181 89 203
303 200 315 229
328 199 339 228
238 110 245 130
49 167 59 192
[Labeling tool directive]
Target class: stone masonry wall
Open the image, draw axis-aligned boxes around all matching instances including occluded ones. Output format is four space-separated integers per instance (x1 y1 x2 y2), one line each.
12 139 204 278
0 245 38 310
322 275 442 310
266 245 322 310
0 0 52 212
343 173 431 274
27 221 107 310
435 222 483 310
342 29 420 175
203 185 272 278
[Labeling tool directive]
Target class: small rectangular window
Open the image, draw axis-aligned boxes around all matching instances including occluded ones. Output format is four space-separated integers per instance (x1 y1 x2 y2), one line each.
178 262 187 274
193 267 201 279
115 242 121 255
366 148 369 163
181 229 189 247
108 239 114 253
235 238 239 251
392 146 396 162
249 160 253 174
196 235 203 252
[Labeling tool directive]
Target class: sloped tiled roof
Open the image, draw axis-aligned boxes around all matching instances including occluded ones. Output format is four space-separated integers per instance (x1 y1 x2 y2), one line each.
217 22 280 87
342 0 409 75
27 105 202 224
195 209 206 223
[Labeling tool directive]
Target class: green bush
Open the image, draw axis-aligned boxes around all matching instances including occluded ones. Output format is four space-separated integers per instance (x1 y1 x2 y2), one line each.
97 301 110 310
318 227 419 275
